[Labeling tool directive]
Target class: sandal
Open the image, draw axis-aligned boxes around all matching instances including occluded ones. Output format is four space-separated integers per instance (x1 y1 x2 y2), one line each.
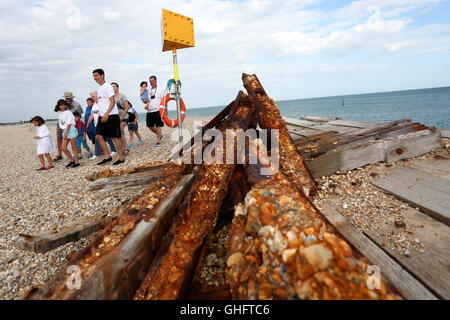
124 149 130 155
37 166 47 171
53 155 63 161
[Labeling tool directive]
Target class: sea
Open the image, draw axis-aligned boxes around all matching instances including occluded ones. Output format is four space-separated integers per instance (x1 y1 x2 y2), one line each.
162 86 450 129
45 86 450 129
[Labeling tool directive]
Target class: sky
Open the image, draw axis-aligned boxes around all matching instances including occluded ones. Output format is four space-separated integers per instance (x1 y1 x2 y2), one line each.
0 0 449 122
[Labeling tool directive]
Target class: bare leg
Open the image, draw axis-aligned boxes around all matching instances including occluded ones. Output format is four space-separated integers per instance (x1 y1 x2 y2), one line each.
61 138 74 161
120 121 127 153
129 131 134 145
57 138 62 157
112 137 124 160
96 135 110 159
70 138 79 163
156 127 162 142
38 154 45 167
135 131 143 141
44 153 53 167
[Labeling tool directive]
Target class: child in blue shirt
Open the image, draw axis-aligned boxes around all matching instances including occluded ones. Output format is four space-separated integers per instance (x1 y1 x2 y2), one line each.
140 81 149 110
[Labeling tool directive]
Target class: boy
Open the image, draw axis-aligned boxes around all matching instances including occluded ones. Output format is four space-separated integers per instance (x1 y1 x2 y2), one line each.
74 112 93 159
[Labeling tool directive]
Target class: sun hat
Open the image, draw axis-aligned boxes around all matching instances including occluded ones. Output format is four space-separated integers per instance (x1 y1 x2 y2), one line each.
63 92 75 99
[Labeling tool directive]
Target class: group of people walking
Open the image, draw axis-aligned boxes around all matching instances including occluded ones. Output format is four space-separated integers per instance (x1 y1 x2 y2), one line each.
31 69 166 170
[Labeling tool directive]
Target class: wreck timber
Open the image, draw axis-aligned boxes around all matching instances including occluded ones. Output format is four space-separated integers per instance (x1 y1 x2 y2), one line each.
24 164 190 299
242 73 318 197
133 92 256 300
22 73 447 301
226 136 402 300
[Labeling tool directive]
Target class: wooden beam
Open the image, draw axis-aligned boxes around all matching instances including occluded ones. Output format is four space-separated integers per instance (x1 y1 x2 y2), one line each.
87 170 165 192
439 129 450 139
24 169 190 300
305 129 443 178
300 116 335 122
383 129 442 163
372 167 450 225
17 215 116 254
327 119 379 129
319 203 438 300
362 207 450 300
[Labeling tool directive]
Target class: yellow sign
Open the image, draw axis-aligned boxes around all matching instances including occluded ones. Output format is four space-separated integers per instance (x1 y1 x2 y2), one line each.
161 9 195 52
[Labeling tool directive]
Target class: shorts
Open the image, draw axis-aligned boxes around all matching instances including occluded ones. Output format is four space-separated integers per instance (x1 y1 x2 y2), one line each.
62 126 78 139
146 111 164 128
128 123 139 132
56 125 63 139
95 114 122 138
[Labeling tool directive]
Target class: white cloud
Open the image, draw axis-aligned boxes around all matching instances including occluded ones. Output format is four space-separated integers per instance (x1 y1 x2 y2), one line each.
0 0 449 122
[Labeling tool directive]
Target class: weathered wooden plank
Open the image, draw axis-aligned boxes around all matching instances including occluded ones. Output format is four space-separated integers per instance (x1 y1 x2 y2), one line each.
300 116 335 122
372 167 450 225
308 123 359 134
320 203 438 300
439 129 450 139
284 117 319 127
286 124 324 137
384 129 442 163
306 149 342 178
410 159 450 180
292 131 336 145
305 129 443 178
17 215 116 253
340 141 385 171
328 119 379 129
87 170 165 191
285 117 357 133
362 205 450 300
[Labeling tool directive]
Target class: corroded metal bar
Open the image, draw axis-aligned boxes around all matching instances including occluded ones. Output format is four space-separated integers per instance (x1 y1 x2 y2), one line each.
242 73 318 197
24 164 189 300
134 92 256 300
226 137 402 300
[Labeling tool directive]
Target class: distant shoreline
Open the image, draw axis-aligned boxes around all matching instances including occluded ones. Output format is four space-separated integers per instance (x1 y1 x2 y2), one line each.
0 119 58 126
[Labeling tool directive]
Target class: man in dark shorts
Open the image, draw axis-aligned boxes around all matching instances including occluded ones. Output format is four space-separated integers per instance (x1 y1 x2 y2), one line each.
92 68 125 165
145 75 164 146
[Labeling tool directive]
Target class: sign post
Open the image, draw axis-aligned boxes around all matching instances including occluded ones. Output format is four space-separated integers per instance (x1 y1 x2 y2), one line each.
161 9 195 149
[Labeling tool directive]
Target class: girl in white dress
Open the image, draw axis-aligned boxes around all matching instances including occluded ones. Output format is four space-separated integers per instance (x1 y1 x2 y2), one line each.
31 116 56 170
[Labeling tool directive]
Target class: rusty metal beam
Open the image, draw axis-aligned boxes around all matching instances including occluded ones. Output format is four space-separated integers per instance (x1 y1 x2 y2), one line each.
242 73 318 197
226 136 403 300
134 92 256 300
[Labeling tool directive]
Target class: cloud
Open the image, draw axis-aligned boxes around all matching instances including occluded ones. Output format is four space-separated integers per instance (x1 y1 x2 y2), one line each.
0 0 449 122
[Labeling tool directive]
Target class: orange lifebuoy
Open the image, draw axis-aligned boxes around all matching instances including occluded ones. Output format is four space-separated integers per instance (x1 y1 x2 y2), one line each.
159 94 186 128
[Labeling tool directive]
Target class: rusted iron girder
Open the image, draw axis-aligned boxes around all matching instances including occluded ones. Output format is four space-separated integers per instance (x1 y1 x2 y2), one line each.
226 136 402 300
24 164 188 300
134 92 256 300
242 73 318 197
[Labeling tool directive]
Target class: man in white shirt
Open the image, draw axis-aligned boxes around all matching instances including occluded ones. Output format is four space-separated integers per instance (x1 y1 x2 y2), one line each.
92 68 125 166
145 75 164 146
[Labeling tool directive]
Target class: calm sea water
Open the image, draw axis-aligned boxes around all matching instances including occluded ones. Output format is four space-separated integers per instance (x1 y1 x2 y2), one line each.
162 86 450 129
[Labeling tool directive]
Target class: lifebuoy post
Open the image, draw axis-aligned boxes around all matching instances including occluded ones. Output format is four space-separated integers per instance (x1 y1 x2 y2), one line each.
161 9 195 148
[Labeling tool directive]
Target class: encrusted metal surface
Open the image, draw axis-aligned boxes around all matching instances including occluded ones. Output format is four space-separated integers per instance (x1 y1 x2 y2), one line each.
226 138 402 300
134 93 256 300
242 73 317 197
